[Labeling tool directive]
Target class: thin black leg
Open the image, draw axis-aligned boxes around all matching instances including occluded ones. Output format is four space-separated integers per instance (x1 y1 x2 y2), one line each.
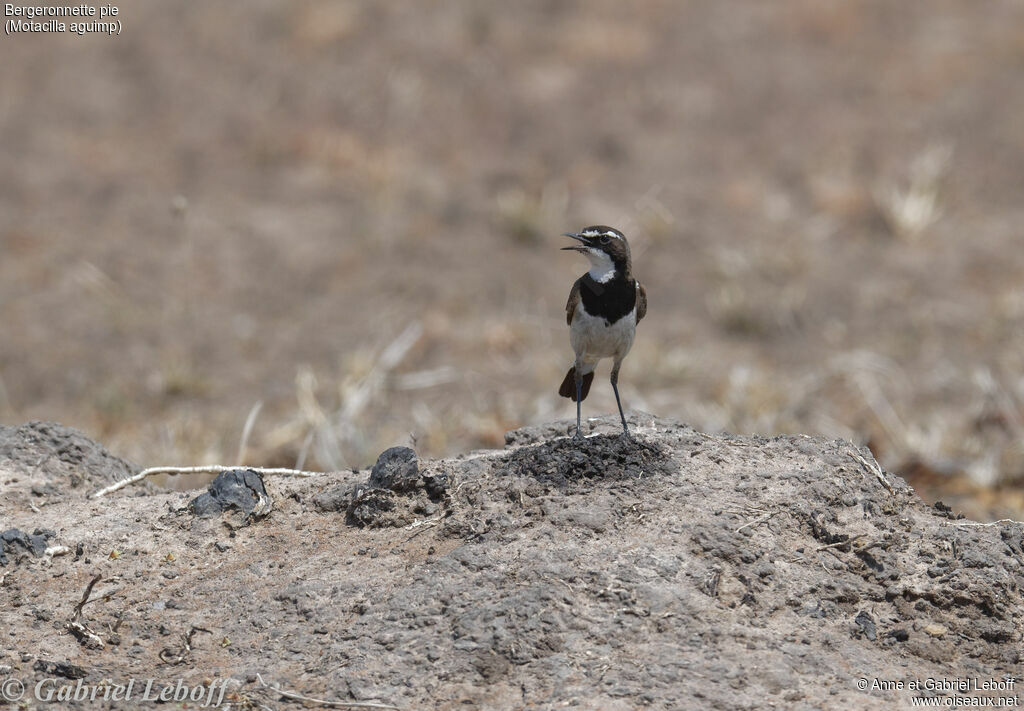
610 366 631 439
574 370 584 439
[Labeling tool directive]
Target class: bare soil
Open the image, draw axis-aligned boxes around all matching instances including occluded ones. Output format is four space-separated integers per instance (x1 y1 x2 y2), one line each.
4 2 1024 520
1 417 1021 709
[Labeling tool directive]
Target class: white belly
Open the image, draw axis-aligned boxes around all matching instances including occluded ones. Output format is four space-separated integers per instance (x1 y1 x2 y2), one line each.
570 304 637 372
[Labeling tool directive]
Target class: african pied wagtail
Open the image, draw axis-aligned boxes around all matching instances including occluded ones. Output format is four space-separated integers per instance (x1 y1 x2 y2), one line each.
559 226 647 439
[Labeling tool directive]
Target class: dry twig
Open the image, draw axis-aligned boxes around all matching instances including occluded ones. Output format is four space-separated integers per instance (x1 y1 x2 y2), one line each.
853 451 895 495
66 574 114 649
404 515 443 531
91 465 320 499
71 574 103 621
254 673 399 709
735 510 779 534
159 626 212 665
816 537 858 552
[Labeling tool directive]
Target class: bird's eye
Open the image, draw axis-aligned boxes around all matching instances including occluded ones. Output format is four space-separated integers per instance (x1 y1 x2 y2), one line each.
600 235 611 245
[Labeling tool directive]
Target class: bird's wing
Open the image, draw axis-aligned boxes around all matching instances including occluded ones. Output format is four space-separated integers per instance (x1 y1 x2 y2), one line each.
565 278 582 326
636 281 647 323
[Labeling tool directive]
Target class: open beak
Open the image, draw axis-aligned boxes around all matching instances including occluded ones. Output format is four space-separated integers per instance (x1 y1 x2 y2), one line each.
561 232 590 252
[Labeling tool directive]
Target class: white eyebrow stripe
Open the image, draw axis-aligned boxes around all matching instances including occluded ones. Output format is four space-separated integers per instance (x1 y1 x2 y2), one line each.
580 228 624 240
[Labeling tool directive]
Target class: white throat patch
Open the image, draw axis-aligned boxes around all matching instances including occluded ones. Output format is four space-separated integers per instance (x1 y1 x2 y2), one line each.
584 248 616 283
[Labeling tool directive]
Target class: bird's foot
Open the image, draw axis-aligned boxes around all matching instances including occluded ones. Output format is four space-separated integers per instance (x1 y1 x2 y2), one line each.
572 429 586 441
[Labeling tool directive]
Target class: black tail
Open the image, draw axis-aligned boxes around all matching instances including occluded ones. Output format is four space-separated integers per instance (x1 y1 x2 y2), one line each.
558 367 594 402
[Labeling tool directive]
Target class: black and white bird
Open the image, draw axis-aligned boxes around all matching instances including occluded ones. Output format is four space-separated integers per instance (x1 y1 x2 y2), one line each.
558 226 647 439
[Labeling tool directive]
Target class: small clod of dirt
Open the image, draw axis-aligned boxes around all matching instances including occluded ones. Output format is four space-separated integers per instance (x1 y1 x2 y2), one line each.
933 500 964 520
347 488 403 528
854 610 878 641
0 527 54 566
367 447 419 491
344 447 451 527
189 469 272 520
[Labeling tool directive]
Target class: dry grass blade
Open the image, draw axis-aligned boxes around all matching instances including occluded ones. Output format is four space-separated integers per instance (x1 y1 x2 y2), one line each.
874 144 952 239
236 400 264 465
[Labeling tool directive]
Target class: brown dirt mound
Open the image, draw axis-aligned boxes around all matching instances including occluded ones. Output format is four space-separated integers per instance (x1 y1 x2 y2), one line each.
0 415 1020 709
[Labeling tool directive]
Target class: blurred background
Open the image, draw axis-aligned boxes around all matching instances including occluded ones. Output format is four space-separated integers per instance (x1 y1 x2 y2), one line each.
3 1 1024 518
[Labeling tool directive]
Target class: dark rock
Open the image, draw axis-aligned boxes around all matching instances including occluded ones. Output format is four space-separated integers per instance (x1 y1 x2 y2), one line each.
854 611 877 641
33 660 88 679
190 469 272 520
1 528 54 566
368 447 419 492
342 448 450 528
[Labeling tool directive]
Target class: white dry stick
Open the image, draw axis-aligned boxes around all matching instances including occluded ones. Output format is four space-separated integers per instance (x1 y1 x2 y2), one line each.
91 465 321 499
950 519 1024 527
66 621 105 649
404 515 444 530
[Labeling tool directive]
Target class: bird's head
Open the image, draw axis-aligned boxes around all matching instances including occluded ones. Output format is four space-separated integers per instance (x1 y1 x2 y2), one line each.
561 226 631 282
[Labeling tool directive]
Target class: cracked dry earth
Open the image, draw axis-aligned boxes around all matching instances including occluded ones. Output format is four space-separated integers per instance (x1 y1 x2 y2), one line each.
0 414 1022 710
